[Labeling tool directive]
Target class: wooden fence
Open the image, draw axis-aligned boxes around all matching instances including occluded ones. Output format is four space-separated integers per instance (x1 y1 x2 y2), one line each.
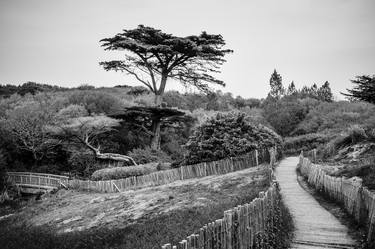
161 181 280 249
299 153 375 244
68 148 276 193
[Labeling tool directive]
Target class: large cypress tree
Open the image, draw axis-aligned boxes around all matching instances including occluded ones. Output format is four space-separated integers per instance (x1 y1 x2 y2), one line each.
343 75 375 104
100 25 233 149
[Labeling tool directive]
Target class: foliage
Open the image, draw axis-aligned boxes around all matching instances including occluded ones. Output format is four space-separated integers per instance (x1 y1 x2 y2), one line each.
100 25 233 105
56 104 88 120
263 98 311 136
331 125 374 150
91 162 159 180
53 115 121 147
269 69 284 99
317 81 333 102
67 150 99 178
128 147 172 164
286 81 297 95
343 75 375 104
293 101 375 135
0 99 59 165
284 133 332 155
76 84 95 90
126 86 150 96
184 112 282 164
0 149 7 191
0 82 68 98
67 90 123 115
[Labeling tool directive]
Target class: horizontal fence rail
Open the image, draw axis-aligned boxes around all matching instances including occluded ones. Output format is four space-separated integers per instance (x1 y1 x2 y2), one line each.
67 148 276 193
6 172 69 190
299 153 375 244
162 181 280 249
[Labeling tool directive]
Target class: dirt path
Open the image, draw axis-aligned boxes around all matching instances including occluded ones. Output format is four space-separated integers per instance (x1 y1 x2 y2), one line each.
275 157 356 249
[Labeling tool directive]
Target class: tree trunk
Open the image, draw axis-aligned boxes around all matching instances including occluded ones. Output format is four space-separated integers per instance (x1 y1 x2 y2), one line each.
154 74 167 106
151 74 167 148
150 119 161 150
31 151 39 170
154 94 163 106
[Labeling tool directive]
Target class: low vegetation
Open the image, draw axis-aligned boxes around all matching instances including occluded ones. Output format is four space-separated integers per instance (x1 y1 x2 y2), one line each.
91 162 159 180
0 166 274 249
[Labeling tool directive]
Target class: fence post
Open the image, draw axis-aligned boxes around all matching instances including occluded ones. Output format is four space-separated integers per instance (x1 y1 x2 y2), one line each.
313 149 317 163
255 150 259 166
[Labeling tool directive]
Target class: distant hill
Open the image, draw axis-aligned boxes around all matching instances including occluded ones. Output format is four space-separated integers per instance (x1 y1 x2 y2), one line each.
0 82 69 97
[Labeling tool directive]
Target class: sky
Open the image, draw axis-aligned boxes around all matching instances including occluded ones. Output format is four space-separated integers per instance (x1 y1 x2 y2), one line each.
0 0 374 99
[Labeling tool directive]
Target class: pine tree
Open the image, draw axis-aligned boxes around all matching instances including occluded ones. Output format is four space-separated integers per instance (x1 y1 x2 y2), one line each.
310 83 318 98
343 75 375 104
269 69 284 99
317 81 333 102
286 81 297 95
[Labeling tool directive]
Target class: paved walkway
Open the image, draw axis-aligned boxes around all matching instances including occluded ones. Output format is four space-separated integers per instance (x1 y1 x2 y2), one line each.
275 157 356 249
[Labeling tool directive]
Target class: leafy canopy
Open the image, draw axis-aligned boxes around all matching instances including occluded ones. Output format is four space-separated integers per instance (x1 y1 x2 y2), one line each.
184 112 282 164
343 75 375 104
100 25 233 95
269 69 284 99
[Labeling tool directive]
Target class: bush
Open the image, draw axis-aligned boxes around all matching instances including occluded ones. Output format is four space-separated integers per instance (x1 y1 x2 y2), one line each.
184 112 282 164
294 101 375 135
67 151 101 178
128 147 172 164
262 97 321 137
91 163 158 180
284 133 332 155
67 90 123 115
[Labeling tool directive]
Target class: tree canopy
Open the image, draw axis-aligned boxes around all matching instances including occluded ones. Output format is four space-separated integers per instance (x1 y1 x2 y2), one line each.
343 75 375 104
52 115 137 165
269 69 284 99
184 112 282 164
100 25 233 105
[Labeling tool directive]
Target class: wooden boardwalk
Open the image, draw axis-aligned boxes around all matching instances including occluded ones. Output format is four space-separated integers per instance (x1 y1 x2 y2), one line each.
275 157 356 249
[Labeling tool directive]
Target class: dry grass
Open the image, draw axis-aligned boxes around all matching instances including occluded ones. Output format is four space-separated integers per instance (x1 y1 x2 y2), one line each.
0 166 270 249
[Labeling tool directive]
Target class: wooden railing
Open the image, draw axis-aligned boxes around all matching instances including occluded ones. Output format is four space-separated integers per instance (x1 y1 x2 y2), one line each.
299 153 375 244
7 172 69 190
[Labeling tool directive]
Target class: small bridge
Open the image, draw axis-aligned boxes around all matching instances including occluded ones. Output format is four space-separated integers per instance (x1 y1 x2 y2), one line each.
6 172 69 194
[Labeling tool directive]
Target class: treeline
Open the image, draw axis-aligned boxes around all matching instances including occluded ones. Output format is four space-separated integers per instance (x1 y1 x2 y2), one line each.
0 72 374 178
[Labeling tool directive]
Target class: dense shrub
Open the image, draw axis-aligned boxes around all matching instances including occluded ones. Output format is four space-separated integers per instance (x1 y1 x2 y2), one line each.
67 90 123 115
263 97 319 137
67 151 101 178
184 112 282 164
294 101 375 135
91 163 159 180
284 133 332 155
128 147 172 164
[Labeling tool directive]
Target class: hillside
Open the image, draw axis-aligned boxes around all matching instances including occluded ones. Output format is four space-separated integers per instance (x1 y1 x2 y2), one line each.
0 165 269 249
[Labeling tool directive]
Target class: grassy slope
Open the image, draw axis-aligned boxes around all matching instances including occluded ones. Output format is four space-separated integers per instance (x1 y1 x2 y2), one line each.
0 166 270 249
